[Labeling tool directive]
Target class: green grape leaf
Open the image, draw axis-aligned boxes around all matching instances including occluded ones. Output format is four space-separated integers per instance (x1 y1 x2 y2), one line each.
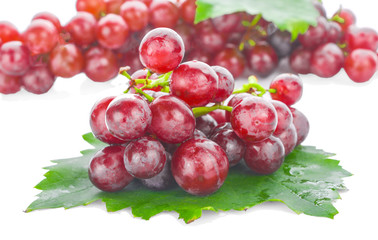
26 133 351 223
195 0 319 39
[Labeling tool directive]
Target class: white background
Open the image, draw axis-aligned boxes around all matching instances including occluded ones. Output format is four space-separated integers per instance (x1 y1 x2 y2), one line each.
1 0 377 239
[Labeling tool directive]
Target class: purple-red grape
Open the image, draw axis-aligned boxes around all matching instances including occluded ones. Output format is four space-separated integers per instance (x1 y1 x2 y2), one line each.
171 138 229 196
88 145 133 192
124 136 167 179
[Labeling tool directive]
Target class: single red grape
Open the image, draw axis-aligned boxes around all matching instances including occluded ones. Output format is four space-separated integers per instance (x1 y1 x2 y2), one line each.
124 136 167 179
298 17 328 49
88 145 133 192
0 69 22 94
289 47 312 74
271 100 293 135
65 12 97 48
139 27 184 74
170 60 218 107
269 73 303 106
247 42 278 77
149 0 179 28
210 129 245 167
196 114 218 137
149 95 195 144
22 19 59 55
179 0 196 24
90 96 126 145
231 96 277 143
275 123 297 156
21 66 56 94
171 138 229 196
345 26 378 52
211 65 235 103
49 43 84 78
140 151 176 190
332 8 356 32
344 49 378 83
0 41 30 76
290 108 310 146
120 1 149 32
0 21 21 45
105 94 152 141
212 45 246 79
76 0 107 19
32 12 62 32
84 46 119 82
310 42 344 78
96 13 129 50
244 136 285 175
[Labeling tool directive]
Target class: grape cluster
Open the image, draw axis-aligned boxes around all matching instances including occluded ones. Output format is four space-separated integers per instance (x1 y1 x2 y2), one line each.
1 0 377 95
88 27 310 196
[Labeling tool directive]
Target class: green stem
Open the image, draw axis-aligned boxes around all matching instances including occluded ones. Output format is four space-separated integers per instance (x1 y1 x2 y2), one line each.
142 71 172 90
133 87 155 103
267 88 277 94
192 105 233 118
250 13 262 27
120 69 132 80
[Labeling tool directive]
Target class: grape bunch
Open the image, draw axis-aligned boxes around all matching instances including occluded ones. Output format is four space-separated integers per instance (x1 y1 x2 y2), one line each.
1 0 377 95
88 27 310 196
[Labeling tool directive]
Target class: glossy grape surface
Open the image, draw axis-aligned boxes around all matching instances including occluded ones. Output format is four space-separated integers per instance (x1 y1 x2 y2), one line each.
105 94 152 141
170 60 218 107
231 96 277 143
244 136 285 175
269 73 303 106
90 96 126 145
171 138 229 196
124 136 167 179
139 27 184 74
88 145 133 192
149 95 195 144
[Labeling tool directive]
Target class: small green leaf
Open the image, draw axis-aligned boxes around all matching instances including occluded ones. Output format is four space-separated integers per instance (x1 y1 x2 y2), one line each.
27 133 351 223
195 0 319 39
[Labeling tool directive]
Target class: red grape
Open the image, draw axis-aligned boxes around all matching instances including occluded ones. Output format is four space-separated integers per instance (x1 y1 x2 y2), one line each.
0 69 22 94
171 138 229 196
65 12 97 48
49 43 84 78
344 49 378 83
211 65 235 103
310 42 344 78
124 136 167 179
149 95 195 144
290 108 310 146
139 27 184 74
88 145 133 192
345 26 378 52
247 42 278 77
105 94 152 141
22 19 59 55
32 12 62 32
21 66 56 94
170 60 218 107
76 0 107 19
269 73 303 106
84 46 119 82
0 21 21 45
244 136 285 175
96 13 129 50
231 96 277 143
210 129 245 167
149 0 179 28
0 41 30 76
90 96 126 145
120 1 149 32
